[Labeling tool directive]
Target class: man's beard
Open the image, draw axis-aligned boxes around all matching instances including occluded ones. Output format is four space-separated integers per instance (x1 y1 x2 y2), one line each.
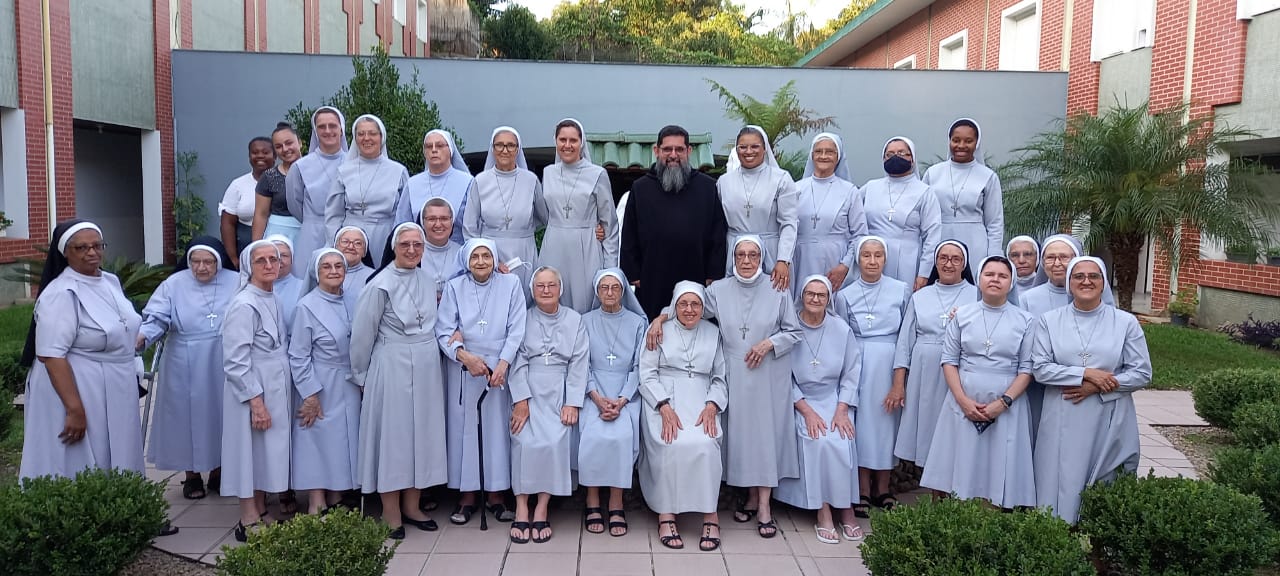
657 159 692 193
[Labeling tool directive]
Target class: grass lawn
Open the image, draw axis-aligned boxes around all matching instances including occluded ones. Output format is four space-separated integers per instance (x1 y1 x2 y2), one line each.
1144 323 1280 390
0 304 30 485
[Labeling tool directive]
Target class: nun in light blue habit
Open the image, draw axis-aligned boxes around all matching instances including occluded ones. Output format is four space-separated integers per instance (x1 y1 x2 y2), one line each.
398 128 472 244
793 132 867 292
286 106 348 278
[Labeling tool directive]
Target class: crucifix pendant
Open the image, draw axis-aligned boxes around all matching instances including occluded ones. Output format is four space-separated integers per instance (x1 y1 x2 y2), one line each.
863 313 875 326
810 214 821 230
952 204 959 215
416 312 425 324
542 351 553 365
983 339 993 353
502 215 513 230
939 313 951 326
477 319 488 333
886 208 896 222
206 312 219 328
739 325 749 340
606 352 618 365
353 201 367 214
561 203 573 219
809 357 821 369
1078 350 1092 364
684 362 695 378
744 201 753 218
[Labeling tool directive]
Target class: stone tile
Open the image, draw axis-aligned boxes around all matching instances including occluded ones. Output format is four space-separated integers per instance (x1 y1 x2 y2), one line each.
1149 466 1180 478
718 526 793 555
579 552 653 576
580 526 654 553
385 553 428 576
795 556 821 576
726 554 804 576
813 556 870 576
172 502 243 527
1140 433 1173 447
650 516 712 554
434 521 513 554
797 532 863 558
653 553 728 576
1152 457 1194 468
501 553 579 576
199 553 220 566
508 515 582 554
424 553 504 576
152 527 232 555
393 526 441 554
1142 445 1190 460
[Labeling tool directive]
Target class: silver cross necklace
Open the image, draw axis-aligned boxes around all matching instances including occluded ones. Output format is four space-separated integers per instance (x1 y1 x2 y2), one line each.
1071 307 1102 365
600 310 627 366
197 279 220 329
885 181 908 223
807 177 834 231
673 321 698 378
352 160 384 215
739 170 766 219
494 171 518 230
856 279 883 328
469 276 493 333
979 304 1007 355
800 319 826 370
557 163 585 221
946 162 975 218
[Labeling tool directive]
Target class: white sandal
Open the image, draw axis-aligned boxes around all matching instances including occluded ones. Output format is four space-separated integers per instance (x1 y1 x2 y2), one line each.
840 522 865 542
815 524 840 544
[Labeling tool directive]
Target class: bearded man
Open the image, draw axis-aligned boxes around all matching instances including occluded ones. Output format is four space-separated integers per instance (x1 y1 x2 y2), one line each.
621 125 728 319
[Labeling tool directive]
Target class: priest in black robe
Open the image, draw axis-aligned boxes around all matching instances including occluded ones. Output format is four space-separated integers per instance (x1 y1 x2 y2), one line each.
621 125 728 319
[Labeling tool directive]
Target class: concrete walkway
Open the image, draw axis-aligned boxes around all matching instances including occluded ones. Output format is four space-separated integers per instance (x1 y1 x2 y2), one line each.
149 390 1207 575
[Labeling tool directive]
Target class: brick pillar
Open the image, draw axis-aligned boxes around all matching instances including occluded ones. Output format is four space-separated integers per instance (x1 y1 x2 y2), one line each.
303 0 317 53
154 0 176 261
243 0 256 51
343 0 362 54
1065 0 1099 115
14 0 75 242
403 0 416 57
180 0 192 49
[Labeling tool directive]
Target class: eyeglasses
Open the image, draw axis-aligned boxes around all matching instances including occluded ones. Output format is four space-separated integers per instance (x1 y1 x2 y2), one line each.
1070 273 1104 282
736 144 764 153
492 143 518 151
658 146 688 155
937 255 965 265
1043 254 1074 263
337 239 366 248
534 283 560 291
676 301 702 310
396 241 425 250
883 150 913 158
422 216 452 224
734 252 761 262
812 149 838 158
802 291 829 300
424 142 450 150
252 256 280 266
68 242 108 255
598 284 622 293
1008 251 1037 259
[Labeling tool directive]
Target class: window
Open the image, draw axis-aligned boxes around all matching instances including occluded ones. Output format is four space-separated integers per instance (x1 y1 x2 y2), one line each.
893 55 916 70
417 0 428 37
938 30 968 70
999 0 1041 71
1091 0 1154 60
394 0 407 25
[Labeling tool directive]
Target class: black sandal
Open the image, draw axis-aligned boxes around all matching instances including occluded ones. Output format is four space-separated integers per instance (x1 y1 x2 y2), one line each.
757 519 778 539
233 520 261 543
181 476 206 500
278 490 297 515
853 495 872 518
733 502 758 523
206 470 221 495
487 502 515 522
874 493 899 511
583 507 606 534
509 521 531 544
658 520 683 549
531 520 553 543
700 522 721 551
450 504 476 525
607 509 628 537
158 521 179 537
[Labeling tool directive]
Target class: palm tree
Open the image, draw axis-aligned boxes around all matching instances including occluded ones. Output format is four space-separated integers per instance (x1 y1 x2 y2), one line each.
706 79 837 179
1004 102 1280 311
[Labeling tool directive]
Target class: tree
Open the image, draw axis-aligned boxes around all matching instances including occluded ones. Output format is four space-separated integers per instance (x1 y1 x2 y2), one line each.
483 5 555 60
284 45 455 175
707 79 837 179
1003 102 1280 311
467 0 499 19
795 1 876 54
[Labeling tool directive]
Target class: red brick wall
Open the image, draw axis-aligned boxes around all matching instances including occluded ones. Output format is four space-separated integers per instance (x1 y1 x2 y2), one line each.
154 0 176 262
887 10 931 68
1190 0 1245 107
243 0 256 51
1148 0 1189 111
180 0 193 49
1065 0 1099 115
927 0 987 70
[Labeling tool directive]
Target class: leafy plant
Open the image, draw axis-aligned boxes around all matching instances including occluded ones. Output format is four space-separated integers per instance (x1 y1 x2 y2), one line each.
482 4 555 60
1211 444 1280 525
3 245 171 312
0 344 24 396
1230 401 1280 448
1078 472 1279 576
0 211 13 234
861 497 1093 576
1003 102 1280 311
1217 315 1280 350
707 79 837 180
216 507 397 576
174 150 208 259
0 468 168 576
1191 367 1280 428
285 45 456 175
1166 284 1198 317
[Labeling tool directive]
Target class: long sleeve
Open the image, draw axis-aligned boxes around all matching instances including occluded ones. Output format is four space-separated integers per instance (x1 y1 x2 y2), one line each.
768 293 802 356
593 171 621 268
638 343 669 409
324 172 348 247
704 194 729 282
791 375 805 405
916 189 942 278
983 172 1005 258
531 179 548 230
1100 316 1153 402
620 187 641 281
139 278 174 346
394 179 414 224
564 318 591 408
618 321 645 402
509 346 532 403
462 180 481 239
706 342 728 412
391 169 408 223
500 282 527 364
774 174 799 263
288 307 323 398
348 285 387 387
221 299 264 403
435 281 464 360
893 295 919 369
1032 315 1085 387
941 310 962 366
838 332 861 407
841 186 869 269
285 164 305 220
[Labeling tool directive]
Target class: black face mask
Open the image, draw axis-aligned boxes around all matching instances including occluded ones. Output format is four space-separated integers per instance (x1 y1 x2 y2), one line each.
883 155 913 175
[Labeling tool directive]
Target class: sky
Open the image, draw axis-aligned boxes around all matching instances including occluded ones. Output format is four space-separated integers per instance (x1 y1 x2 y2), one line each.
497 1 848 33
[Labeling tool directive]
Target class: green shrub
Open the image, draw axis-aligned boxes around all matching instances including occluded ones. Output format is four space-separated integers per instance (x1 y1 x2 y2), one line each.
0 468 168 576
1079 472 1279 576
0 389 14 435
216 507 397 576
0 343 25 396
1231 401 1280 448
861 497 1093 576
1191 368 1280 428
1212 444 1280 525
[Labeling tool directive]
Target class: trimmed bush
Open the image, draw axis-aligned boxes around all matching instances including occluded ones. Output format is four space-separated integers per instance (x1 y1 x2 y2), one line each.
0 343 26 396
216 507 397 576
1212 444 1280 525
861 497 1094 576
1191 368 1280 428
1079 472 1279 576
0 389 14 435
1231 401 1280 448
0 468 168 576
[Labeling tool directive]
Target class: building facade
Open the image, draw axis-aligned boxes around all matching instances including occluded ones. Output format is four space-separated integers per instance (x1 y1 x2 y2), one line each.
0 0 469 301
800 0 1280 322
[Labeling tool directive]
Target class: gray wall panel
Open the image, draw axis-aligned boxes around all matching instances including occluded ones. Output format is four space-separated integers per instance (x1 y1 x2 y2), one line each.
1098 48 1151 111
193 0 244 51
70 0 156 128
0 0 16 108
319 0 347 54
267 0 305 54
1218 10 1280 139
75 128 145 261
172 50 1067 234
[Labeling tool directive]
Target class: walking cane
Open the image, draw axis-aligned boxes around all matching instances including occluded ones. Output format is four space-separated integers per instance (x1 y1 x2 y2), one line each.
476 372 491 531
140 339 165 438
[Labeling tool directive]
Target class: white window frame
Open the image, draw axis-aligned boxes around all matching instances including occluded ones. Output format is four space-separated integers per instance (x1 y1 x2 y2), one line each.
1090 0 1155 61
394 0 407 25
938 29 968 70
999 0 1041 71
893 55 917 70
1238 0 1280 18
417 0 428 37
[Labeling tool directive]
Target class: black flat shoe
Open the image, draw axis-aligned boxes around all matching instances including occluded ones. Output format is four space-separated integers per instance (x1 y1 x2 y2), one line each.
733 502 758 523
853 496 872 518
388 526 406 540
404 517 439 532
181 476 206 500
158 521 179 537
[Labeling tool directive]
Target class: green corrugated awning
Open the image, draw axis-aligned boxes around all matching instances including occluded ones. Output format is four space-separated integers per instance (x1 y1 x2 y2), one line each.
585 132 717 170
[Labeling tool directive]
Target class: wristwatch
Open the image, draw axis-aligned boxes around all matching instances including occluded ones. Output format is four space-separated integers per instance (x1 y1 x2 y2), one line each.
655 399 671 412
1000 394 1014 408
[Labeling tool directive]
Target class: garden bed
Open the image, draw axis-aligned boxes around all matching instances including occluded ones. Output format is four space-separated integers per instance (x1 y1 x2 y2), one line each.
1143 324 1280 390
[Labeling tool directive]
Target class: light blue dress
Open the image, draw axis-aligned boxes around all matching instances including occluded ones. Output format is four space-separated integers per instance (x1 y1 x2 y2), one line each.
289 288 360 491
578 306 646 488
922 160 1004 261
792 174 866 291
835 274 912 470
862 175 941 285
